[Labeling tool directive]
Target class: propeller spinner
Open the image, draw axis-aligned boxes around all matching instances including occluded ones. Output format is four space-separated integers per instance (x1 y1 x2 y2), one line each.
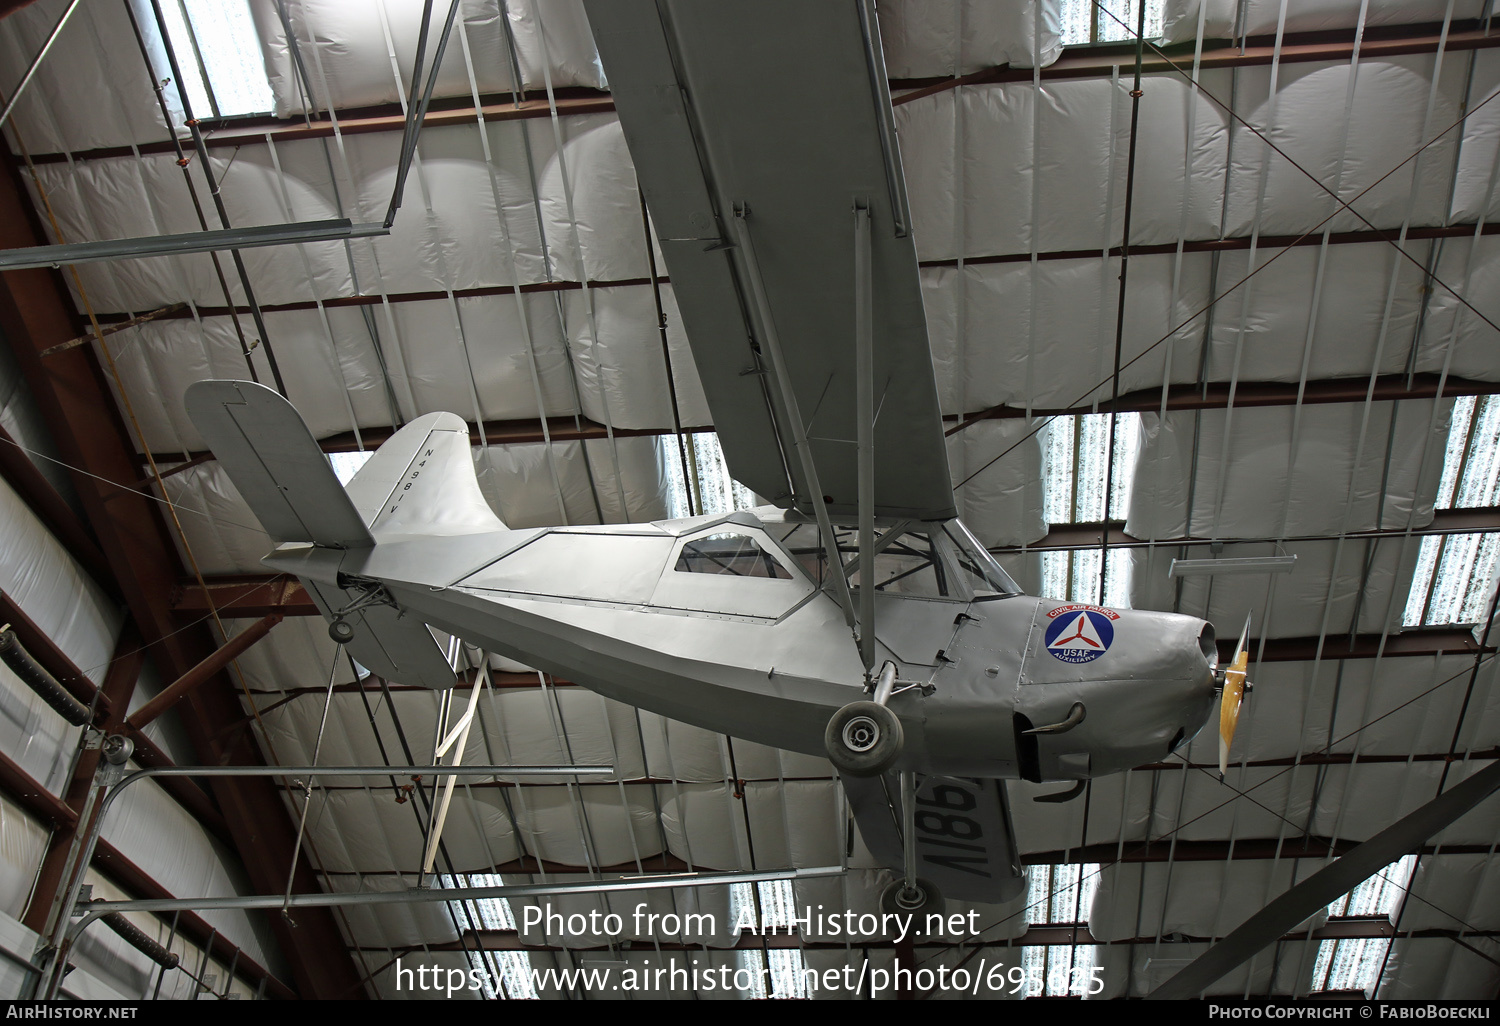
1218 616 1253 779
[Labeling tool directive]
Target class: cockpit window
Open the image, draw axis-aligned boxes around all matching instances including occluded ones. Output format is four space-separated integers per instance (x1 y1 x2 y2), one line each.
942 521 1022 598
674 532 793 579
770 523 948 598
767 519 1022 600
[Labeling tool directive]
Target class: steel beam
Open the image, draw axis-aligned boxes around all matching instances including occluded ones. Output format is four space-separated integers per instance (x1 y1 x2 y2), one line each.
125 612 282 730
0 746 292 998
947 373 1500 434
75 866 846 918
0 219 388 272
16 22 1500 167
890 20 1500 105
0 153 364 998
1 587 230 841
408 919 1494 953
146 413 711 469
138 373 1500 482
22 628 143 937
992 507 1500 555
1151 757 1500 998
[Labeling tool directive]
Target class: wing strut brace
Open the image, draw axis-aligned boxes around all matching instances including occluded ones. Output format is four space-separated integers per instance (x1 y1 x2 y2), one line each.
731 208 860 638
1151 756 1500 998
855 202 877 674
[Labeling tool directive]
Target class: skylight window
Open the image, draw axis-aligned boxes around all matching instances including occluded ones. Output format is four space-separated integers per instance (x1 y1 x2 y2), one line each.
1309 855 1416 996
1060 0 1166 45
731 881 808 998
1020 863 1100 997
148 0 274 119
662 432 756 519
1403 396 1500 627
437 873 538 999
328 450 373 485
1041 413 1140 606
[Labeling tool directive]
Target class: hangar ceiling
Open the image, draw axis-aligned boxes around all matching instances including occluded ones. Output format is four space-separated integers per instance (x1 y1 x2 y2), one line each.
0 0 1497 1001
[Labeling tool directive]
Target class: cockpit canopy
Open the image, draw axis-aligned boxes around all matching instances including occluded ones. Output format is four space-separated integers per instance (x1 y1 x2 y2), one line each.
760 516 1021 601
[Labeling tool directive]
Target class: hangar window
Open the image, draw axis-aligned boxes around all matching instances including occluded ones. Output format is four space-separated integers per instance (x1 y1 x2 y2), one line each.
1040 413 1140 608
1020 863 1101 997
1309 855 1416 996
1061 0 1165 45
438 874 538 999
662 432 756 519
1403 396 1500 626
145 0 274 119
328 450 373 485
732 881 808 998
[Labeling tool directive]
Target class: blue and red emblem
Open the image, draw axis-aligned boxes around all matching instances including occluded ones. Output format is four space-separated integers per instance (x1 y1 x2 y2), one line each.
1043 604 1120 664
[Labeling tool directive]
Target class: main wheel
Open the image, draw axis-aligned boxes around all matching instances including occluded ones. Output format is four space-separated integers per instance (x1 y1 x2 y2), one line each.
824 701 903 777
881 877 944 930
328 618 356 644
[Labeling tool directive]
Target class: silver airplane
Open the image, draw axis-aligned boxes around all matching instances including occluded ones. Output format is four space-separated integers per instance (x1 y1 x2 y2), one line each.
185 2 1244 916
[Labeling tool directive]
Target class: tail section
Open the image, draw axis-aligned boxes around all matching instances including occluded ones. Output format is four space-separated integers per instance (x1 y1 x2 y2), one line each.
185 380 374 549
345 411 507 539
185 380 505 691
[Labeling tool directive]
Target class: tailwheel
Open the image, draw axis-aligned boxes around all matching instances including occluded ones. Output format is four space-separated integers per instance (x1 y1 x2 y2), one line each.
880 876 944 929
824 701 903 777
328 618 356 644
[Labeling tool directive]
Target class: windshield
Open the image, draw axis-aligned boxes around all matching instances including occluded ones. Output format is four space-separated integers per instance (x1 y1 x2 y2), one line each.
941 520 1022 598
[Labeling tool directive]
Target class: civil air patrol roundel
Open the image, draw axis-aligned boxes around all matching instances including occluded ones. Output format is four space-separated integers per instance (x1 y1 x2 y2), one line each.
1043 604 1121 664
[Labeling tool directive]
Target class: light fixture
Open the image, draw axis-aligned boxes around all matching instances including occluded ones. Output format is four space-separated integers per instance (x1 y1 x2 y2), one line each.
1168 555 1298 578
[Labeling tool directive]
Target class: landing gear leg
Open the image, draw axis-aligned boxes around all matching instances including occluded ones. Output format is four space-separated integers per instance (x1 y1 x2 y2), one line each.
878 770 944 928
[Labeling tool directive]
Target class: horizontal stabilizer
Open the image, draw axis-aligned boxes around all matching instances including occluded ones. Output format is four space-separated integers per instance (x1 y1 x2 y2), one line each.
302 579 457 690
841 772 1026 905
185 380 373 549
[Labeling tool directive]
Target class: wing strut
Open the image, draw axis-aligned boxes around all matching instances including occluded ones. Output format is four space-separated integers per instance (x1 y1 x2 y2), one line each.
731 208 859 634
855 202 877 673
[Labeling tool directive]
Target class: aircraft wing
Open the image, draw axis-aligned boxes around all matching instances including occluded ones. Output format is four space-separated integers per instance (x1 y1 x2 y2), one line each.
587 1 956 521
840 771 1027 905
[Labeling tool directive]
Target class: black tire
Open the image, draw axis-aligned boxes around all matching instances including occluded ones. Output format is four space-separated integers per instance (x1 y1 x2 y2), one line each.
328 618 356 644
881 877 945 930
824 701 903 777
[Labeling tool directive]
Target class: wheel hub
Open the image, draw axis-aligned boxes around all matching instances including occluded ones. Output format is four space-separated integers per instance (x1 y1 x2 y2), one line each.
841 715 880 752
890 885 928 911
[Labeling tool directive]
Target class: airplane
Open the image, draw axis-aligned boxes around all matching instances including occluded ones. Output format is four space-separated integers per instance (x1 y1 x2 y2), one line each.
184 1 1246 920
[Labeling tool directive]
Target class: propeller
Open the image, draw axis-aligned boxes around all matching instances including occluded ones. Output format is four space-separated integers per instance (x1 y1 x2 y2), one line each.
1218 615 1253 779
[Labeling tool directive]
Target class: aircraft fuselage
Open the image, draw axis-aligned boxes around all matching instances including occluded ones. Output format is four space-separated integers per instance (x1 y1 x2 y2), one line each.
267 507 1218 781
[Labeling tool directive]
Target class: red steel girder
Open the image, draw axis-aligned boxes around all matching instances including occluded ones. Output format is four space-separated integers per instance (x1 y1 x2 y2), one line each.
0 155 363 998
0 744 294 998
947 374 1500 434
23 627 144 937
890 21 1500 105
126 612 282 730
1 586 229 843
16 22 1500 167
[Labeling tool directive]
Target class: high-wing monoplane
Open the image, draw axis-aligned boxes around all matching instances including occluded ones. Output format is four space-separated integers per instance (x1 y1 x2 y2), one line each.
185 1 1240 918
